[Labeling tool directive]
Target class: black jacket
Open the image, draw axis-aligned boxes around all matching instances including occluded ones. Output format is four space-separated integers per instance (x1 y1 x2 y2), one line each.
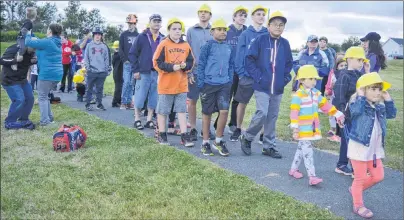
112 52 123 77
332 69 363 116
0 44 37 86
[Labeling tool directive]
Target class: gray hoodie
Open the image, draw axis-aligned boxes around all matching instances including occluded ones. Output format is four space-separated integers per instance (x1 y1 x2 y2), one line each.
84 41 111 76
186 23 212 75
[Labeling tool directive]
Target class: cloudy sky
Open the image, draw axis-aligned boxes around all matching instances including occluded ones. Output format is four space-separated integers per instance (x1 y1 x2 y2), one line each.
50 1 403 49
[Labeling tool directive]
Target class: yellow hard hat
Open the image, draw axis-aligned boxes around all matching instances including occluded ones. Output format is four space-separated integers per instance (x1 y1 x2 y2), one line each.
111 41 119 49
251 5 268 15
211 18 229 31
268 11 287 24
167 17 185 33
356 72 391 91
344 46 369 63
73 74 84 84
198 4 211 14
296 65 321 80
233 5 248 14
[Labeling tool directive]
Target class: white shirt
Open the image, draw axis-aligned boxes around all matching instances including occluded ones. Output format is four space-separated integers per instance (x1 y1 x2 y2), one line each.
30 64 38 75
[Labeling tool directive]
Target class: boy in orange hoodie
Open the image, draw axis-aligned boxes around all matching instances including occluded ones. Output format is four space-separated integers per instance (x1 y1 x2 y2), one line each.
153 18 195 147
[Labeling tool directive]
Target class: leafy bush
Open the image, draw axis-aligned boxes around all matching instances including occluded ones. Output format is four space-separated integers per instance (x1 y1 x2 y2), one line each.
0 31 47 42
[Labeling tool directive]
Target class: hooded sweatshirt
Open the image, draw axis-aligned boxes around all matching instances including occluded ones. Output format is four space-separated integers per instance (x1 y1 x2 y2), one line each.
84 40 111 76
186 23 213 75
25 34 63 82
235 25 268 78
119 29 139 63
62 40 73 64
226 24 247 56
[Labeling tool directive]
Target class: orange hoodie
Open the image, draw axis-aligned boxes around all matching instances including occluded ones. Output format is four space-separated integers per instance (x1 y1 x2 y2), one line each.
153 37 194 95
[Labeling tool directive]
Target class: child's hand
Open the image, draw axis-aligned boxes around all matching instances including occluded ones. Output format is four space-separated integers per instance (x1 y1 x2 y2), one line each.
188 75 195 84
357 87 365 97
292 128 299 140
336 115 345 128
133 72 141 80
72 51 76 56
382 91 392 101
364 62 370 73
180 62 186 69
173 64 181 71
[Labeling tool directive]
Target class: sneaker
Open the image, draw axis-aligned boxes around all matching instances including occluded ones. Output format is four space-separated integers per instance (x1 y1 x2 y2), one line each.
90 99 96 104
96 104 106 111
258 133 264 144
120 104 127 109
134 120 144 130
228 125 236 134
327 135 341 143
189 128 198 141
127 103 135 110
240 134 252 155
201 142 214 156
335 165 353 176
181 133 194 147
112 103 120 108
309 176 323 185
158 132 169 145
262 148 282 159
213 140 230 156
230 128 241 142
289 169 303 179
85 104 93 111
327 130 335 137
200 130 215 140
144 121 156 129
23 123 36 130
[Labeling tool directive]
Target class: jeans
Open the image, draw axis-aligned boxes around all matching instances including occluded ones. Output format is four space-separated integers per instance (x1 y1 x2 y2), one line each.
214 74 238 129
337 122 350 167
37 80 59 125
245 91 283 150
3 82 34 128
30 74 38 90
86 74 107 105
134 71 158 109
60 63 73 92
121 62 134 105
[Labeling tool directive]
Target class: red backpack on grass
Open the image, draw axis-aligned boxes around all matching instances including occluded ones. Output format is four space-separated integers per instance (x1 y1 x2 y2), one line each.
53 125 87 152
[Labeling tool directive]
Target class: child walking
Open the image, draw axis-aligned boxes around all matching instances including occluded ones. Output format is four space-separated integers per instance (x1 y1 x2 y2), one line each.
289 65 345 185
153 18 194 147
347 73 396 218
198 18 234 156
73 68 86 102
111 41 123 107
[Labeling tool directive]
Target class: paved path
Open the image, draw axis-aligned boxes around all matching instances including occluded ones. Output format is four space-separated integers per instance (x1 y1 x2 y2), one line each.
58 92 403 220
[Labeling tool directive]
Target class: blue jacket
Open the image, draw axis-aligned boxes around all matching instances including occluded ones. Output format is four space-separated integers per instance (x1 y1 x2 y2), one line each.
25 34 63 82
197 40 234 88
245 33 293 95
129 29 164 73
321 48 335 70
361 52 381 73
235 25 267 78
226 24 247 58
349 96 396 147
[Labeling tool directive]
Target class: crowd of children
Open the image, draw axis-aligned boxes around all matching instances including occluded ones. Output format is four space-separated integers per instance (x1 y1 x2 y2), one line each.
1 4 398 219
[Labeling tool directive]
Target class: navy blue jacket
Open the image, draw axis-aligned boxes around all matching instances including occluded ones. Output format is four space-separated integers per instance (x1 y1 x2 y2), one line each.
226 24 247 58
129 30 164 73
332 69 363 116
245 33 293 95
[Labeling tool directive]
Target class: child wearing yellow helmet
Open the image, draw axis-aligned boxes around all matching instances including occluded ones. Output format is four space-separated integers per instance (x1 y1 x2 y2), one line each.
111 40 123 107
346 72 396 218
289 65 345 186
73 68 87 102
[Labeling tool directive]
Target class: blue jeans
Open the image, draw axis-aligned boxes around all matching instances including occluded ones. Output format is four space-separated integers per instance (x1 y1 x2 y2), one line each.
337 121 351 167
121 62 134 105
3 82 34 128
134 71 158 110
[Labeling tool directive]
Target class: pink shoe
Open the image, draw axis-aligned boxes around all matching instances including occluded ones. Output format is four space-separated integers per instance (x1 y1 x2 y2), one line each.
327 135 341 143
309 176 323 185
289 169 303 179
187 122 191 128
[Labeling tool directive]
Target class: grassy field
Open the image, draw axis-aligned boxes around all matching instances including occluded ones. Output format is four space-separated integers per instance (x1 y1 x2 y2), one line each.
0 90 339 218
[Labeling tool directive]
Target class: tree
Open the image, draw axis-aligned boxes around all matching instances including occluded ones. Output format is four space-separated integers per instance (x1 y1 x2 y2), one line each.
86 8 105 29
35 2 58 32
341 36 361 52
104 24 121 43
328 42 341 53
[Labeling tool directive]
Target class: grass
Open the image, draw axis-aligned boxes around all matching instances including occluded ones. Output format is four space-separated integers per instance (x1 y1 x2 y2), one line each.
1 90 339 219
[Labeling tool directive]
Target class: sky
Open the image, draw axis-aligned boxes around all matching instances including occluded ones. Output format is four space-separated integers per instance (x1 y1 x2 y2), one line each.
49 1 403 49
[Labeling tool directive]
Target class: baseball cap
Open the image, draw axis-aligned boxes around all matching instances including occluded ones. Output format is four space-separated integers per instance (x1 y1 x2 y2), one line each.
360 32 381 42
307 35 318 42
149 14 162 22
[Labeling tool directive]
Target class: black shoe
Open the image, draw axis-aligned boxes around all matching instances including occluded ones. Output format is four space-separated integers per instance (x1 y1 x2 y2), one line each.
144 121 156 129
189 128 198 141
181 133 194 147
158 132 169 145
134 120 144 130
262 148 282 159
258 133 264 144
213 140 230 156
200 130 215 140
240 134 252 155
85 104 93 111
201 142 214 156
77 96 84 102
230 128 241 142
112 103 120 108
96 104 106 111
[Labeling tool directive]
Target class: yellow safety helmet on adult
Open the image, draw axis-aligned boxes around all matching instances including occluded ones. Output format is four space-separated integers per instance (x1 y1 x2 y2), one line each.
356 72 391 91
344 46 369 63
198 4 211 14
296 65 321 80
233 5 248 14
251 5 268 15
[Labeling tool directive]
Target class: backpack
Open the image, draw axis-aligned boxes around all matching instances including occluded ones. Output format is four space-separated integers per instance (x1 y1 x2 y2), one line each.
53 125 87 152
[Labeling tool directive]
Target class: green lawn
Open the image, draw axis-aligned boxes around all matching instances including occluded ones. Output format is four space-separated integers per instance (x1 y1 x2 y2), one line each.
0 90 339 219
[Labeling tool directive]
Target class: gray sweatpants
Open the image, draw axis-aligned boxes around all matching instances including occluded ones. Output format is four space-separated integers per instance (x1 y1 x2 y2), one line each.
86 74 107 105
37 80 58 125
245 91 283 150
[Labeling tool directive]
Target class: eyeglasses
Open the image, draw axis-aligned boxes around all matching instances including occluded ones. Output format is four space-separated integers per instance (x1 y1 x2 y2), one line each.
270 23 285 29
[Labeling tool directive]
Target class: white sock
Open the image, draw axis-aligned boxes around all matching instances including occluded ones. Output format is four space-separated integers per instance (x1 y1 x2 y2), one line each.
203 140 210 145
215 137 222 143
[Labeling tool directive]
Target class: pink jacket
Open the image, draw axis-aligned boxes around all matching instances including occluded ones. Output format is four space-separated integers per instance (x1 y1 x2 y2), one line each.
325 69 334 96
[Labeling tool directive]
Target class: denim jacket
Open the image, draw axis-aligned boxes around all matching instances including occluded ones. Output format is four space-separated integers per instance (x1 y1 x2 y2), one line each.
349 96 397 147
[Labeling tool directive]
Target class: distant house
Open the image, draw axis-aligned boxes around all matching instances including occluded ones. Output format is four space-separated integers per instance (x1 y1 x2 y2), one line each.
382 37 403 56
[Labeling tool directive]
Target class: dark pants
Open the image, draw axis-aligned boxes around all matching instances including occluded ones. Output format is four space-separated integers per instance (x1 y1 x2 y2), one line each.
337 121 350 167
214 74 238 130
30 74 38 90
169 103 176 123
60 64 73 92
86 74 107 105
76 83 86 97
112 66 123 105
3 82 34 128
320 76 328 95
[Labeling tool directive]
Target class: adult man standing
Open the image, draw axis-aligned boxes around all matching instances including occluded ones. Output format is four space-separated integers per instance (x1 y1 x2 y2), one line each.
187 4 214 141
239 11 293 159
120 14 139 110
319 36 336 95
129 14 164 130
